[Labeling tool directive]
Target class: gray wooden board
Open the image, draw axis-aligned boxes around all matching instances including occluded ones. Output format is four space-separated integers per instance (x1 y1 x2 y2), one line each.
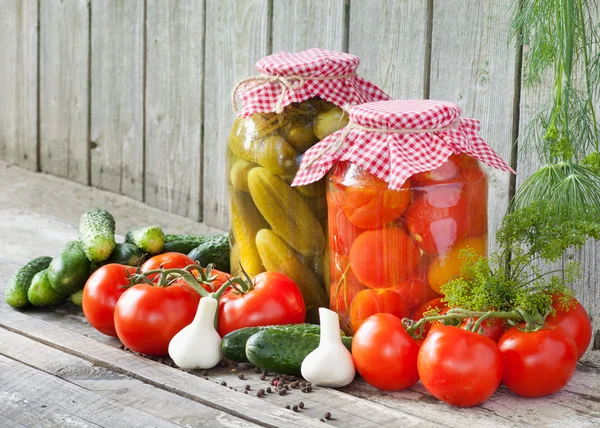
0 354 187 428
39 0 89 185
90 0 144 201
429 0 519 253
203 0 270 230
0 329 258 428
0 163 223 237
0 0 38 171
272 0 347 52
348 0 429 99
145 0 203 220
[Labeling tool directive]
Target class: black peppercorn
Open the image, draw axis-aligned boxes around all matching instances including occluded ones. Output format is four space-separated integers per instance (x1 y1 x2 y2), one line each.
324 412 331 420
245 384 251 391
238 373 245 380
298 402 304 409
220 381 227 387
292 405 298 412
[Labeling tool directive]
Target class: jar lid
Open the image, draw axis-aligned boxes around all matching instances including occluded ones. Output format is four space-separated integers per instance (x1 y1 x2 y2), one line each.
232 48 389 116
292 99 515 190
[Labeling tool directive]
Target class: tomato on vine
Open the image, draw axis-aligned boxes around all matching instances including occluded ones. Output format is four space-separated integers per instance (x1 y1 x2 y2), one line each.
545 294 592 359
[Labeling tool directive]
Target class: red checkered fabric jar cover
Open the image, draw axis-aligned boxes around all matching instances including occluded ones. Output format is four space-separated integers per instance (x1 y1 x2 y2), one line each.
232 48 389 117
292 99 515 190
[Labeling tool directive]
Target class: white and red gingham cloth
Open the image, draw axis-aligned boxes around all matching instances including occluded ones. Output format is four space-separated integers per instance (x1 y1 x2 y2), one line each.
292 100 515 190
233 48 389 117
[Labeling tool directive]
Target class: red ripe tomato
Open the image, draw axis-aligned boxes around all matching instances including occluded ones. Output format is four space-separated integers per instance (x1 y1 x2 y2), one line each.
172 266 231 294
392 278 441 314
498 323 577 397
349 227 421 289
217 272 305 337
327 198 365 255
418 325 503 407
141 252 196 273
352 313 420 390
82 264 136 337
545 295 592 359
114 283 200 356
404 184 469 255
459 317 506 342
349 288 409 333
412 297 447 335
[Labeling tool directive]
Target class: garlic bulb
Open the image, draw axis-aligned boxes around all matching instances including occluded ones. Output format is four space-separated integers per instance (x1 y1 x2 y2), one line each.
301 308 355 387
169 296 222 369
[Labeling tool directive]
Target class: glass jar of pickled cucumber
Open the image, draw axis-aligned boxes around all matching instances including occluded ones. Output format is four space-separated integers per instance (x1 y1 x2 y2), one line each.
229 49 389 322
293 99 514 333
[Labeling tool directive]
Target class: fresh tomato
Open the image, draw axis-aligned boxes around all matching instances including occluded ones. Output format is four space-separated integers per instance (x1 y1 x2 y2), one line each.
172 266 231 293
114 282 200 356
327 198 365 255
349 288 409 333
459 317 506 342
403 184 469 255
392 278 441 314
545 295 592 359
141 252 197 274
349 227 421 289
418 325 503 407
427 236 487 293
498 323 577 397
352 313 420 390
329 162 411 229
217 272 305 337
412 297 447 336
82 264 136 337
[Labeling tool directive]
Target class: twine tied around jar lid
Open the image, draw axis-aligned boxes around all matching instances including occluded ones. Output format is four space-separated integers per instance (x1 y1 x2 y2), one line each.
232 72 357 114
303 119 460 169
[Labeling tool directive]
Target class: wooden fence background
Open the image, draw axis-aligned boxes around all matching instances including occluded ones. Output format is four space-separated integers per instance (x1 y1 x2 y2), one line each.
1 0 598 346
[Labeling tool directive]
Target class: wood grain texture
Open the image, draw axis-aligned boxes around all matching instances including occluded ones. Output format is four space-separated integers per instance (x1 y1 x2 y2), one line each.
145 0 203 219
203 0 270 230
272 0 346 52
0 0 38 171
0 329 258 428
0 355 184 428
39 0 90 184
90 0 144 201
429 0 519 252
348 0 428 99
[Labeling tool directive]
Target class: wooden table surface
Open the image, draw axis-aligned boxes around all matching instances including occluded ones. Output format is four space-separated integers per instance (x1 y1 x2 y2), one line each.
2 163 600 428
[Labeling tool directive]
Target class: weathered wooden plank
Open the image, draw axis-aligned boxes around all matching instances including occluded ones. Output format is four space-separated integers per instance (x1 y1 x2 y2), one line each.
0 310 327 428
145 0 203 220
0 0 38 171
0 329 259 427
429 0 519 252
203 0 270 230
348 0 428 99
90 0 144 201
272 0 346 52
0 355 184 428
39 0 89 185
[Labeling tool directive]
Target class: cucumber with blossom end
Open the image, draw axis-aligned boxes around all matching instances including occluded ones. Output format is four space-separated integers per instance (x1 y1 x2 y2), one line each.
78 209 117 262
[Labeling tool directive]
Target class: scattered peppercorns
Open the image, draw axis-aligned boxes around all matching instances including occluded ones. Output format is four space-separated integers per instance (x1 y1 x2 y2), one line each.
220 381 227 387
298 402 304 409
218 360 228 368
278 389 287 396
292 405 298 412
243 390 248 394
256 390 264 398
244 384 251 391
266 387 272 393
260 374 266 380
238 373 245 380
254 367 262 373
285 405 291 410
324 412 331 420
202 370 208 376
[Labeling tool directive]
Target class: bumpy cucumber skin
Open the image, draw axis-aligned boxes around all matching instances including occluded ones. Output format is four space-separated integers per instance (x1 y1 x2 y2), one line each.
125 226 165 255
245 330 352 376
222 324 321 363
69 289 84 307
188 234 230 273
28 269 66 307
4 256 53 308
78 209 117 262
162 234 208 254
48 241 91 296
106 242 144 266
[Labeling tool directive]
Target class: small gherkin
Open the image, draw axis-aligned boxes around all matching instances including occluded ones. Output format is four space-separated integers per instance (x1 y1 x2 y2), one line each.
78 209 117 263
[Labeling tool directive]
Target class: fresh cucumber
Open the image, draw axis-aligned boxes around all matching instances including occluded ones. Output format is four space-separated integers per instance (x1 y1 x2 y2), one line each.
162 234 208 254
125 226 164 255
105 243 144 266
69 289 84 307
78 209 117 262
28 269 66 307
222 324 322 363
4 256 53 308
188 234 230 273
48 241 91 296
245 329 352 376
